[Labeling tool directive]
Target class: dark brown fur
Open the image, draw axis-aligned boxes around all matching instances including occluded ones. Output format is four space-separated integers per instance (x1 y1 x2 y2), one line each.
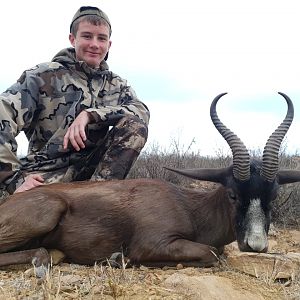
0 178 236 268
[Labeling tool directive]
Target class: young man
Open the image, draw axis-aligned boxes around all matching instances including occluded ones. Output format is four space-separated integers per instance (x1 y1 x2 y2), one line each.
0 6 150 196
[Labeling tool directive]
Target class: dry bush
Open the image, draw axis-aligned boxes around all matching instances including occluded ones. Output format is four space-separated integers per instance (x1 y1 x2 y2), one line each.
129 140 231 186
274 153 300 228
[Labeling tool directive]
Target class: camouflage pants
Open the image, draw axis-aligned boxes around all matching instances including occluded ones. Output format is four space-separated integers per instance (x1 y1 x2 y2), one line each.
13 115 148 190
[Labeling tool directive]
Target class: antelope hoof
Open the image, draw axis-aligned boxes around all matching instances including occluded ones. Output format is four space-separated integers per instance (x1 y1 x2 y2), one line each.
108 252 129 268
206 246 220 267
31 248 50 278
33 265 48 278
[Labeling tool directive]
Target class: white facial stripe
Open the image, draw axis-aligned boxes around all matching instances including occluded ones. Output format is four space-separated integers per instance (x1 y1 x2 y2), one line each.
247 198 264 231
244 198 268 251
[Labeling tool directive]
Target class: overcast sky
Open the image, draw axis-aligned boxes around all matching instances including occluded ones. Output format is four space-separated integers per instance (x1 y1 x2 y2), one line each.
1 0 300 156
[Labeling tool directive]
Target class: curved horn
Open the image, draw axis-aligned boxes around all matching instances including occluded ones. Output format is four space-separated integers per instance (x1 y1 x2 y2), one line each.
261 92 294 182
164 166 231 184
210 93 250 181
277 170 300 185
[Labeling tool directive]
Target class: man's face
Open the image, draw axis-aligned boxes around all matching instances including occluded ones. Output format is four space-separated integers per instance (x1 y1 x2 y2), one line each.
69 20 111 68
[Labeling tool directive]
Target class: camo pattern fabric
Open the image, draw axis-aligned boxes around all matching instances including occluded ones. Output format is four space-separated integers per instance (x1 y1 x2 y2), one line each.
0 48 150 194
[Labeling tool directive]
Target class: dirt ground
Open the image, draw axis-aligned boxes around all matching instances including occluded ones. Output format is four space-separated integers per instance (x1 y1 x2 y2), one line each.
0 228 299 299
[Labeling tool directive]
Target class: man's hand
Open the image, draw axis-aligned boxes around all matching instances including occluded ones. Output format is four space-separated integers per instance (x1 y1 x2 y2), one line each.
63 111 92 151
14 174 45 193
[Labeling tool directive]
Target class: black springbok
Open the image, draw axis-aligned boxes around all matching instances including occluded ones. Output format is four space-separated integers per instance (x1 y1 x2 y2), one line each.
0 92 299 271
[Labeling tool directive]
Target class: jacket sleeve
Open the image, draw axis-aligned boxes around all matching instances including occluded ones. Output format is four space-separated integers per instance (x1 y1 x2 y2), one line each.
86 82 150 126
0 70 38 191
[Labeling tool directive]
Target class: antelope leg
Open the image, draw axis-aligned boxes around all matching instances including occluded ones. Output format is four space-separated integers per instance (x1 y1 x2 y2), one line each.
131 239 219 268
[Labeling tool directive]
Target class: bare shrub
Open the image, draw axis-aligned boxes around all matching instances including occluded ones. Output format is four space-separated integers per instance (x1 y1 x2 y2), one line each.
129 140 231 186
274 152 300 228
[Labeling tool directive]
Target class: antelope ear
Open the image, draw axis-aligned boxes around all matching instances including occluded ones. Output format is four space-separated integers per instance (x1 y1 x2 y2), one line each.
277 170 300 184
164 167 232 184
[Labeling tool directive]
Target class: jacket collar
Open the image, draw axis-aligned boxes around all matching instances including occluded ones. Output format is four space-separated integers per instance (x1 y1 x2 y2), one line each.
52 47 109 77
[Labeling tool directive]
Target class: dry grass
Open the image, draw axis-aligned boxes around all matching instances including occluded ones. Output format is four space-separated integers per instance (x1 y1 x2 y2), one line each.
0 228 299 299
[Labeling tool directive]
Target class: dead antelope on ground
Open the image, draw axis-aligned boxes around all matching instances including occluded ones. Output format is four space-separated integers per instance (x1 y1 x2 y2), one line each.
0 92 300 273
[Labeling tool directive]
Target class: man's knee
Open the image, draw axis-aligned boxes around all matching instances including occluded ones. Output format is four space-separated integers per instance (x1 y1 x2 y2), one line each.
114 115 148 151
116 115 148 134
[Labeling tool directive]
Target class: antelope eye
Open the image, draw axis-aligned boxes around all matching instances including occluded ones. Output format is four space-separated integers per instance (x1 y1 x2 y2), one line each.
228 190 237 201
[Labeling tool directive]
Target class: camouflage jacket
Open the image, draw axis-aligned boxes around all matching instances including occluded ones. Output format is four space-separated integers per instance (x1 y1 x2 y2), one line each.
0 48 150 191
